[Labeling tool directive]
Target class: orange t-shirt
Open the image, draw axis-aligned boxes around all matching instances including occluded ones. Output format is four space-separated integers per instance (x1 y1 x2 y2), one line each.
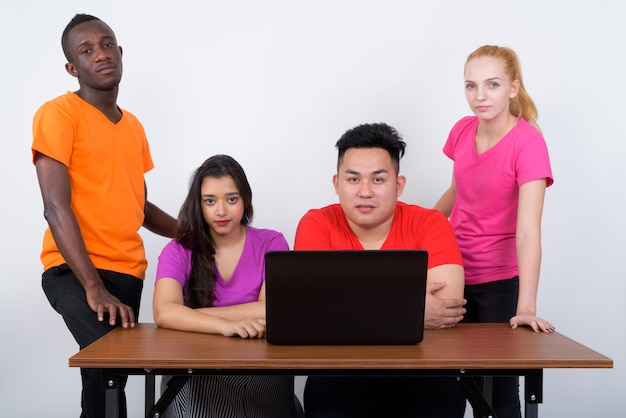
32 92 154 279
294 201 463 269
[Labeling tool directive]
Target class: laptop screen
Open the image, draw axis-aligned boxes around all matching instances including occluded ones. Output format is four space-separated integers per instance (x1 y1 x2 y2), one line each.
265 250 428 345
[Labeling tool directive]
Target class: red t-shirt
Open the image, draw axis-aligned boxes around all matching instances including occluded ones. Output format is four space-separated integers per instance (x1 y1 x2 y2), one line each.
294 201 462 269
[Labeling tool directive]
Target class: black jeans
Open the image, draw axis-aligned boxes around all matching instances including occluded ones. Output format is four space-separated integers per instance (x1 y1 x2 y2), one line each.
304 376 467 418
42 265 143 418
463 276 521 418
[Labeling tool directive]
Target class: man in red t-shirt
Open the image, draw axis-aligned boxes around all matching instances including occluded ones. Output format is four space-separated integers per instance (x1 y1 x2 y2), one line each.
294 123 467 417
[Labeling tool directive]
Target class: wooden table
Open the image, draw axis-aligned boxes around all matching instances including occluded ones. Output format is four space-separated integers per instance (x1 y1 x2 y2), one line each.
69 323 612 418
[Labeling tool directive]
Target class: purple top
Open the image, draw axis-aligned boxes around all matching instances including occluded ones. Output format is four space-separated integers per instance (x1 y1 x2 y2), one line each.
156 226 289 306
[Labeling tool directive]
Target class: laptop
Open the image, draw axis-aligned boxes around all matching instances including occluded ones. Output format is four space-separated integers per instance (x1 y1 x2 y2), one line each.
265 250 428 345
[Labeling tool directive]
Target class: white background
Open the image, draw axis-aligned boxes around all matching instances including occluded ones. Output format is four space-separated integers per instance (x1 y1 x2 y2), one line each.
1 1 623 416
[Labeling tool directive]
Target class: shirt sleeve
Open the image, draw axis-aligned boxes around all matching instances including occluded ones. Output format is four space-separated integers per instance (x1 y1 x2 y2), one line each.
389 204 463 269
267 231 289 252
156 239 192 288
420 211 464 269
294 209 334 250
515 131 554 188
32 99 75 166
442 116 476 162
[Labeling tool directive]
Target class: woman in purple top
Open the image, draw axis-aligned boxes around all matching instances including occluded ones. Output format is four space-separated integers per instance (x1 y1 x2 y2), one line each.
154 154 300 418
434 45 555 418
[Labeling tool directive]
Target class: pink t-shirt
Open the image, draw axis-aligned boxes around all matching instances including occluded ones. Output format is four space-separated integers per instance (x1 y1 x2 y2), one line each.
443 116 553 285
156 226 289 307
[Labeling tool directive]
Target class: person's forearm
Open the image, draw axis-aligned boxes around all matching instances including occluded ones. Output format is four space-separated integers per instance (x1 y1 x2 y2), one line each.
155 301 265 334
155 303 230 334
36 154 104 291
143 200 178 237
45 204 104 291
427 264 465 299
196 301 265 321
516 233 542 316
515 179 547 317
423 264 466 329
433 188 455 218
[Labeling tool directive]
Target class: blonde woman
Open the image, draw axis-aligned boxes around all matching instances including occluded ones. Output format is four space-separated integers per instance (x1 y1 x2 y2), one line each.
435 45 554 418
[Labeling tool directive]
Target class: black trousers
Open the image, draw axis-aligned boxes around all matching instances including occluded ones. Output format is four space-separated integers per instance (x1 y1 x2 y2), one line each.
463 276 522 418
304 376 467 418
42 264 143 418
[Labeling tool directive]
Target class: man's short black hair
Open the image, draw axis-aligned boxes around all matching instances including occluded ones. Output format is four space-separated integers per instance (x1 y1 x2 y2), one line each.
61 13 103 62
335 123 407 173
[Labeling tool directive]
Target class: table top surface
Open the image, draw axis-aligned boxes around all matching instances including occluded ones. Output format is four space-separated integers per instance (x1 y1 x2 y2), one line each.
69 323 612 371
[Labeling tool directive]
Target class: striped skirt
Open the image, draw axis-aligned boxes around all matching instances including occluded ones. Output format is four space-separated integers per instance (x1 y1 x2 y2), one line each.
161 375 300 418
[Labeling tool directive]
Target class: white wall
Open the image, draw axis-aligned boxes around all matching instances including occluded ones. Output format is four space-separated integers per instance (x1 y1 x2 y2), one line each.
1 1 623 416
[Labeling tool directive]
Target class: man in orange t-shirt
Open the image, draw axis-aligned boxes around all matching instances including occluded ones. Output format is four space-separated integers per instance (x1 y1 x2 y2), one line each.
294 123 467 417
32 14 177 418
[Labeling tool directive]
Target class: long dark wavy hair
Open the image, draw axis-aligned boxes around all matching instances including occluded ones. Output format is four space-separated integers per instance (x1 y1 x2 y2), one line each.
176 155 254 308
